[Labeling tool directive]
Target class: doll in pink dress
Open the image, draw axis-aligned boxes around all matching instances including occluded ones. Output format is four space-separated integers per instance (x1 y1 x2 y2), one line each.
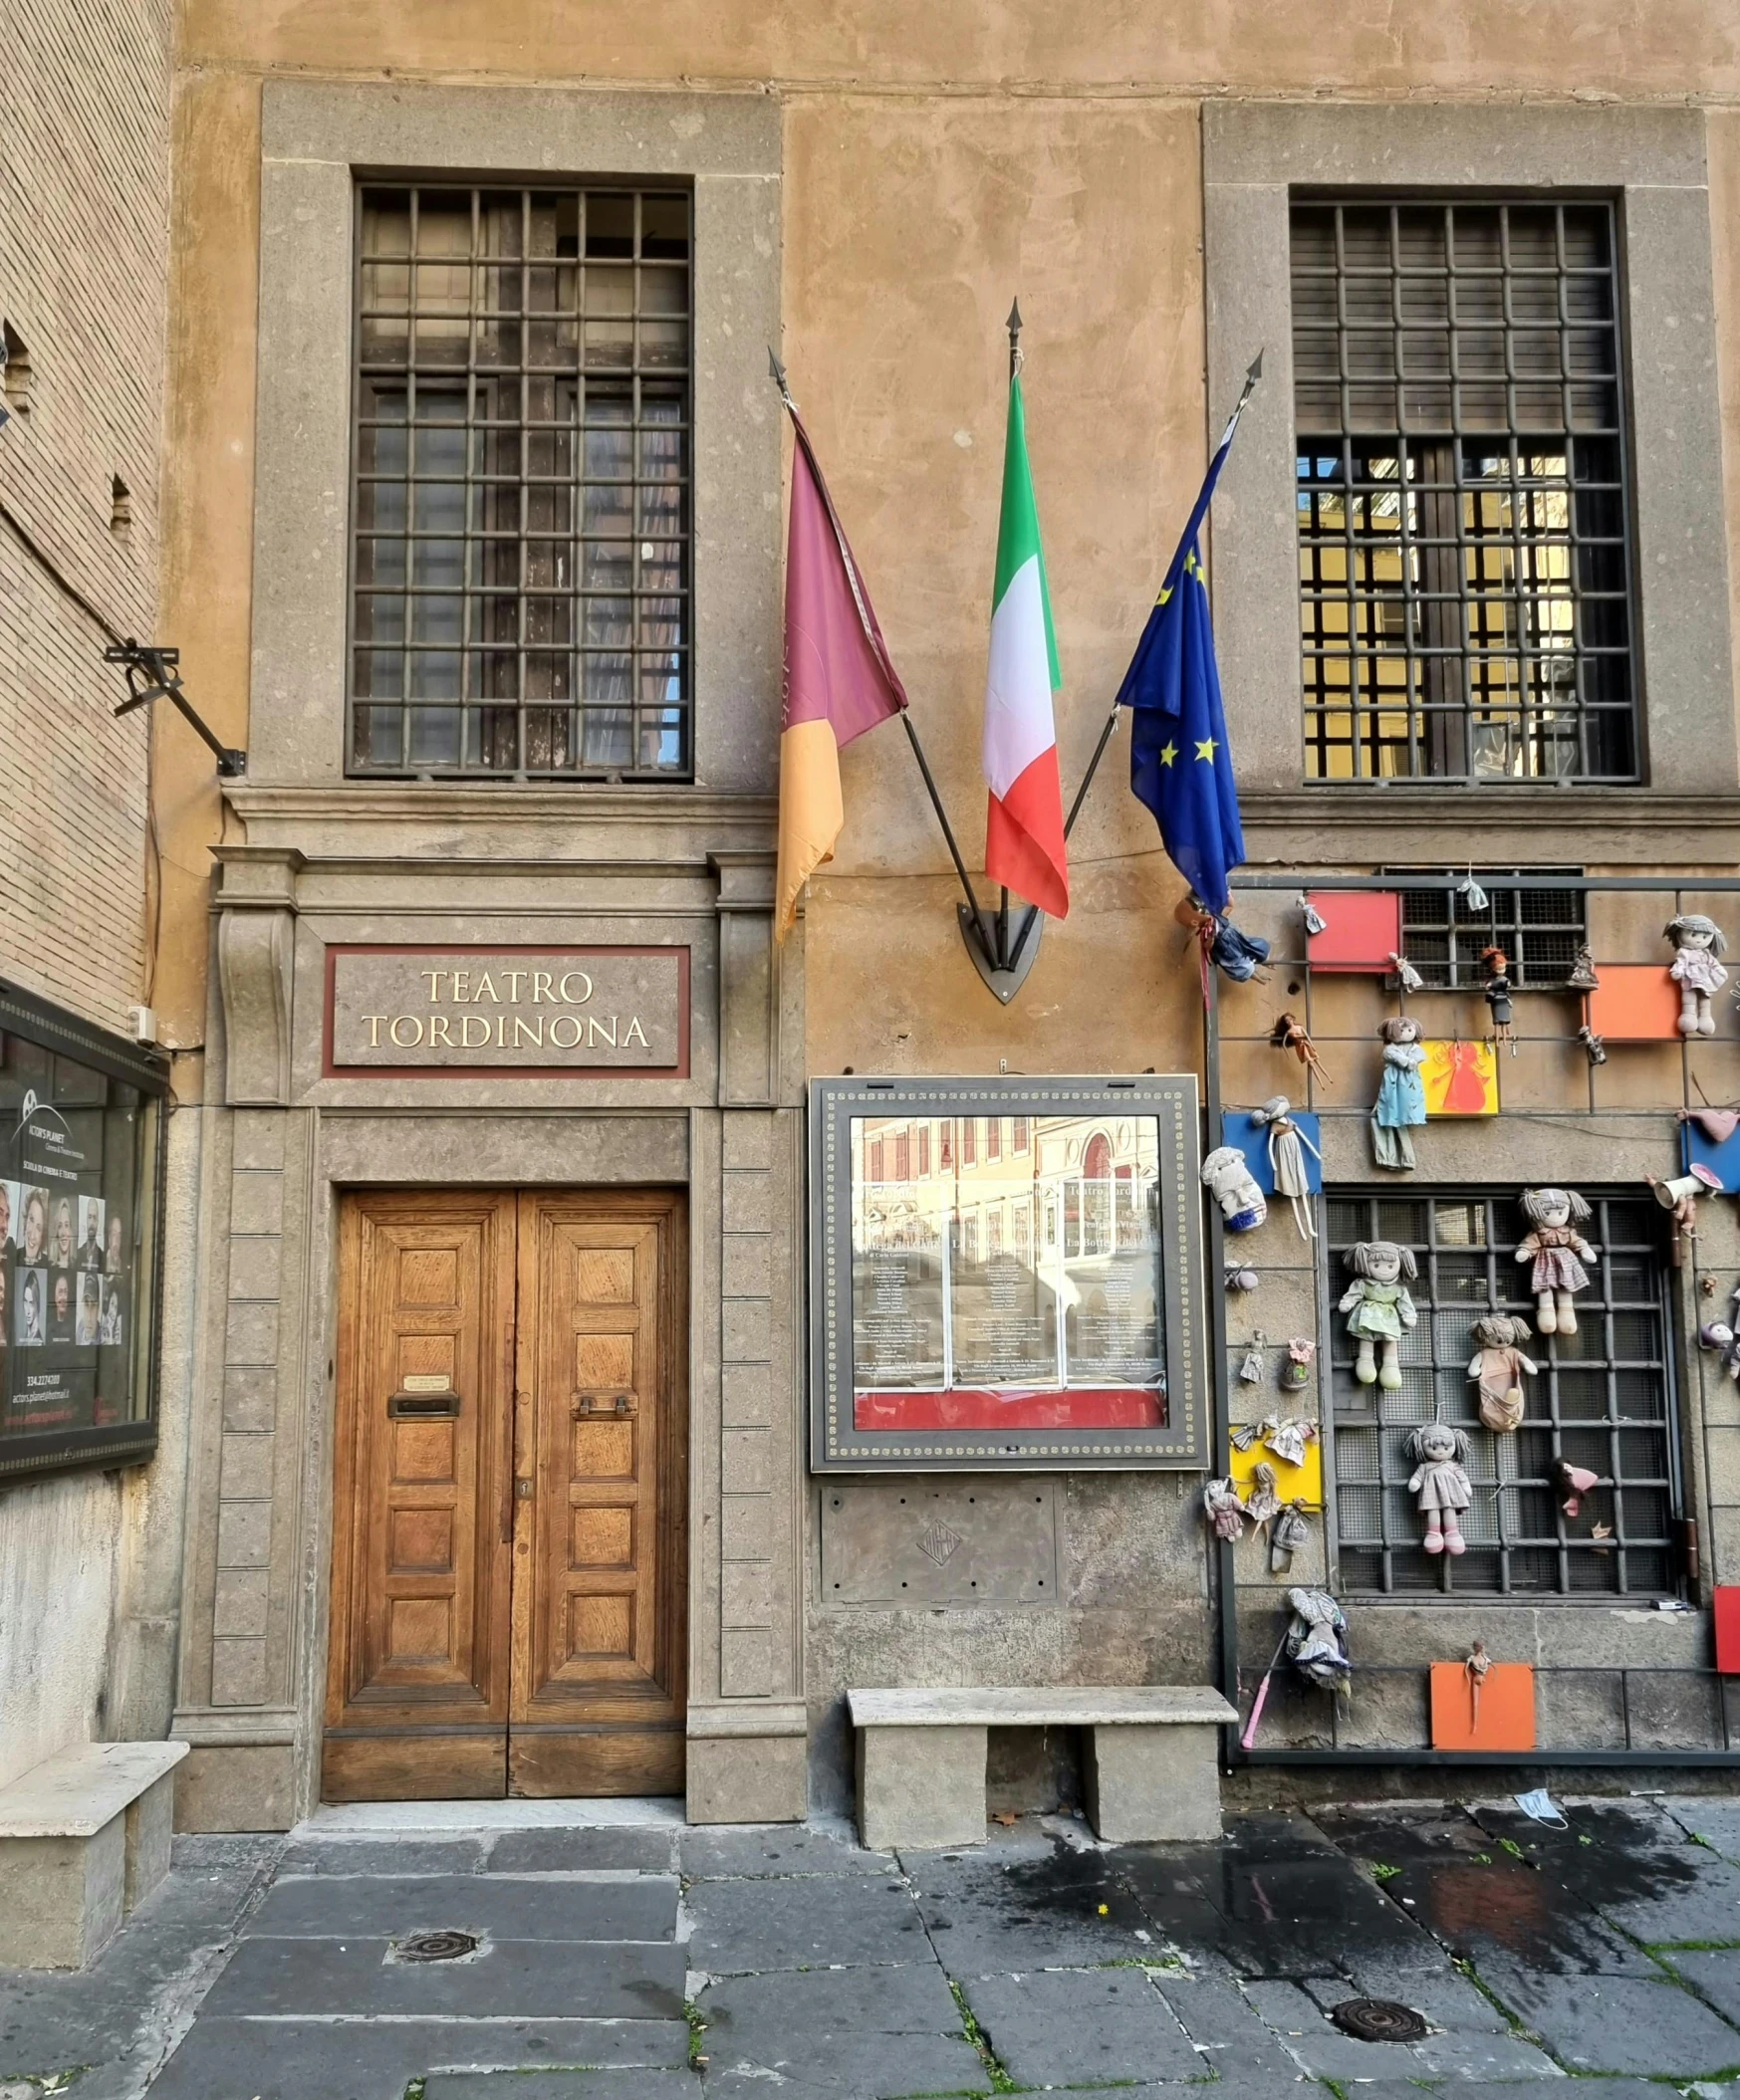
1665 914 1727 1038
1515 1186 1595 1336
1406 1421 1473 1556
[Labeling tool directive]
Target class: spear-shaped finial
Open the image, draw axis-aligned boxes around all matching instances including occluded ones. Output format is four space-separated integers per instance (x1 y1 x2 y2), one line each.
1007 297 1023 379
767 345 797 415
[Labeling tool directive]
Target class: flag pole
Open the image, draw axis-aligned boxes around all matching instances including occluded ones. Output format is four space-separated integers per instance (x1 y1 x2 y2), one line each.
995 299 1025 968
1004 350 1266 973
767 350 998 968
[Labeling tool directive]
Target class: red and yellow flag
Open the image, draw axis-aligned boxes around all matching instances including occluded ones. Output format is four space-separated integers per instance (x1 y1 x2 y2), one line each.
775 407 908 941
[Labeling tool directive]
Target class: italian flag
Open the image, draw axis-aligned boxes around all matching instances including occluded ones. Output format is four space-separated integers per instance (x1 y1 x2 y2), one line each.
981 373 1069 919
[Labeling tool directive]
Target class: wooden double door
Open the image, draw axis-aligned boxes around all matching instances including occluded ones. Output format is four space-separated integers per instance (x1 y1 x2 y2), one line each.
323 1189 687 1800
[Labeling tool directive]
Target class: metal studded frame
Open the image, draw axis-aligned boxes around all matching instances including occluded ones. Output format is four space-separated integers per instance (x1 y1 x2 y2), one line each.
1292 199 1637 785
348 183 692 780
810 1077 1207 1472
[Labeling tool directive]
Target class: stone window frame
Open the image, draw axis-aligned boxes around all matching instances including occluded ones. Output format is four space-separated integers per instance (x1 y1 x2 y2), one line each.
1205 103 1734 803
249 82 781 797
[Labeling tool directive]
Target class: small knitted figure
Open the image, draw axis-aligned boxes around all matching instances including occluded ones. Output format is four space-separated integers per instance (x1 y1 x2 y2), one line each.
1515 1187 1595 1335
1338 1241 1418 1389
1665 914 1727 1038
1406 1421 1473 1556
1467 1312 1538 1434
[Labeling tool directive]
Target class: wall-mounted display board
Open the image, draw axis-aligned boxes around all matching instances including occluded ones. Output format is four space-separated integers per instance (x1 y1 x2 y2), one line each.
0 980 167 1482
809 1076 1206 1472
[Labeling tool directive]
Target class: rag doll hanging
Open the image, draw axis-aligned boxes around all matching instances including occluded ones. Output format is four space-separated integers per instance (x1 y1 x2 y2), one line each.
1515 1186 1596 1336
1467 1312 1537 1434
1249 1095 1322 1241
1338 1240 1419 1389
1405 1420 1474 1556
1370 1016 1427 1173
1665 913 1728 1038
1285 1587 1352 1693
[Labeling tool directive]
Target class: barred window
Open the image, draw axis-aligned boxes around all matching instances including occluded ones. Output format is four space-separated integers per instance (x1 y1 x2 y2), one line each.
1328 1193 1678 1598
1293 201 1635 784
1390 867 1585 991
350 184 691 779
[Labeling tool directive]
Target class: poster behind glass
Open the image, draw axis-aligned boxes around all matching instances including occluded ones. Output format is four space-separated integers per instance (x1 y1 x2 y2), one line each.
851 1112 1165 1431
0 1020 160 1464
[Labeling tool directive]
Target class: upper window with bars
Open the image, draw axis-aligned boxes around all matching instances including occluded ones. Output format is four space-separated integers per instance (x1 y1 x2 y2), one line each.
1292 201 1636 786
1328 1192 1678 1599
349 184 692 780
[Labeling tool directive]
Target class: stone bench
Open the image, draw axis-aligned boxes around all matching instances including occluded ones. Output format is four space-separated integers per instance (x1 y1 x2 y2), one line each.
848 1687 1236 1851
0 1741 189 1968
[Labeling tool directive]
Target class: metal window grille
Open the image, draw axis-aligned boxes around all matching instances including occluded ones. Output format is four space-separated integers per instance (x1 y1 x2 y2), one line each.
1326 1191 1678 1598
1293 200 1636 784
349 184 692 779
1388 866 1586 990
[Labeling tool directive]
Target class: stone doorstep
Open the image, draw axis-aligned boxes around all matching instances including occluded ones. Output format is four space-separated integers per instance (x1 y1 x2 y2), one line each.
0 1741 189 1971
847 1685 1238 1729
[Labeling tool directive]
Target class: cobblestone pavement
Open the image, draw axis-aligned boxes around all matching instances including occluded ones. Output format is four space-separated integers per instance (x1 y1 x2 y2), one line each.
7 1796 1740 2097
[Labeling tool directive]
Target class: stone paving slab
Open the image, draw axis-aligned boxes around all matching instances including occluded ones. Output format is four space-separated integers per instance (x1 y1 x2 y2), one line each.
685 1870 928 1973
1473 1800 1740 1947
1148 1967 1306 2081
959 1966 1203 2085
1316 1956 1511 2031
424 2071 692 2098
276 1836 489 1877
490 1829 679 1876
1663 1947 1740 2023
902 1845 1158 1975
1662 1796 1740 1862
693 1963 985 2092
678 1824 893 1881
201 1934 686 2020
1480 1968 1740 2077
144 2016 688 2100
245 1871 677 1943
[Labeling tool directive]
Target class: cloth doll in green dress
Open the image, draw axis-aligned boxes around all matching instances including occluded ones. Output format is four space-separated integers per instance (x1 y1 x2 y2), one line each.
1337 1240 1418 1389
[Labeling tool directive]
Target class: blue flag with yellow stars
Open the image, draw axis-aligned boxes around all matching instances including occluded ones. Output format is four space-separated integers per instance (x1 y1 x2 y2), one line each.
1115 364 1259 918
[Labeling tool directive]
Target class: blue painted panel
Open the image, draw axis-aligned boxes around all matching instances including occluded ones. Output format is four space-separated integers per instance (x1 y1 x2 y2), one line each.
1222 1109 1324 1199
1683 1119 1740 1194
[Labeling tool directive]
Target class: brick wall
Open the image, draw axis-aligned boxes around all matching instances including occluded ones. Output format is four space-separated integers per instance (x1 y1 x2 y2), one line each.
0 0 173 1035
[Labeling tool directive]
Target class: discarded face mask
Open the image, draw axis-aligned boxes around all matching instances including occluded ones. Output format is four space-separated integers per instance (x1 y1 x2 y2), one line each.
1513 1787 1568 1828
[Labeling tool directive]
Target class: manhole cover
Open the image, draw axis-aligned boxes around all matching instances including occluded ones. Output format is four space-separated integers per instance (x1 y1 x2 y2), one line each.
395 1930 480 1963
1330 1997 1429 2042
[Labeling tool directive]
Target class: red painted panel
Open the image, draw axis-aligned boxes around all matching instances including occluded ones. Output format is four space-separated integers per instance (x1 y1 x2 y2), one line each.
1714 1587 1740 1674
1306 890 1403 973
854 1388 1165 1431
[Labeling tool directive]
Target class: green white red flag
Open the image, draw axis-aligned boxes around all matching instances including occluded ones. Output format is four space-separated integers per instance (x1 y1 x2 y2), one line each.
981 372 1069 918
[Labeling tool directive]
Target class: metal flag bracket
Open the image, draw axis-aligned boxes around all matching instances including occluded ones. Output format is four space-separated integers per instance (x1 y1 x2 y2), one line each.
957 902 1044 1004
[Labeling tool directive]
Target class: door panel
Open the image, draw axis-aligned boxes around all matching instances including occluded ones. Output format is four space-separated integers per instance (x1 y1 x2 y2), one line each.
323 1191 517 1801
323 1186 686 1802
510 1191 687 1797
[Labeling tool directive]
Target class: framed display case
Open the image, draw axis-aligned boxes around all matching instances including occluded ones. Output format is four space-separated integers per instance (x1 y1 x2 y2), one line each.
0 979 169 1483
809 1076 1206 1472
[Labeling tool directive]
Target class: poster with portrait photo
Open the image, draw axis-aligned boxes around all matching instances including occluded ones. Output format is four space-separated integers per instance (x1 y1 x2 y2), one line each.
76 1196 105 1272
0 1181 19 1260
45 1268 75 1345
104 1210 127 1276
99 1275 125 1349
46 1191 75 1272
16 1187 50 1270
16 1267 47 1347
75 1270 103 1347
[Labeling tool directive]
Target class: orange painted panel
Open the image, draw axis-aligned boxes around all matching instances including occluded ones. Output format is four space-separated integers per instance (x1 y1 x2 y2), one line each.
1586 965 1681 1042
1429 1660 1536 1751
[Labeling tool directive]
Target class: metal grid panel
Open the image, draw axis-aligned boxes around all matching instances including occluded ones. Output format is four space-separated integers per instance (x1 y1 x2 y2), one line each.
349 184 692 779
1327 1191 1677 1597
1292 200 1636 784
1387 865 1585 989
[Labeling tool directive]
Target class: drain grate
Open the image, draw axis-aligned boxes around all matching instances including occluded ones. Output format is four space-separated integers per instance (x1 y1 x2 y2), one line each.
1330 1997 1429 2042
394 1930 480 1963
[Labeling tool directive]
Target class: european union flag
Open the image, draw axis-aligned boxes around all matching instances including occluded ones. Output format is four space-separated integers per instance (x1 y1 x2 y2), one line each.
1115 362 1259 919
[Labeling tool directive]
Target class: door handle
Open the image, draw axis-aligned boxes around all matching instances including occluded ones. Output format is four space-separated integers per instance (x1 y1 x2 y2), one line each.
388 1390 460 1418
573 1391 636 1418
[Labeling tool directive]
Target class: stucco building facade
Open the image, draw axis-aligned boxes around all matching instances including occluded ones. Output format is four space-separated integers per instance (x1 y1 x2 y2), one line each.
10 0 1740 1829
